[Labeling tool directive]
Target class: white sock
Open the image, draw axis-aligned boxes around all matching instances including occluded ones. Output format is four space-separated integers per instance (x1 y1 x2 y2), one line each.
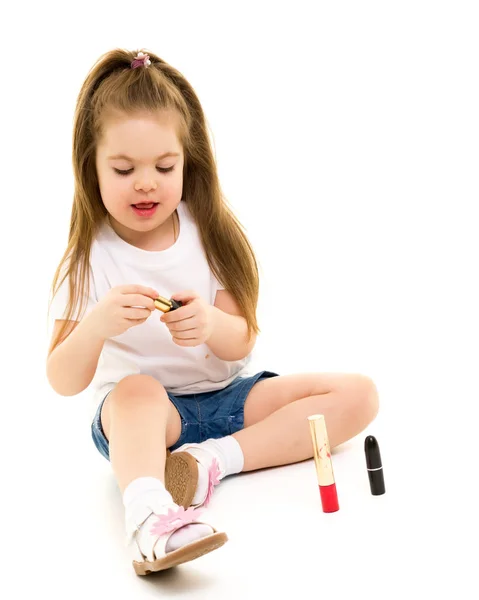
173 437 244 505
123 476 173 507
122 476 212 554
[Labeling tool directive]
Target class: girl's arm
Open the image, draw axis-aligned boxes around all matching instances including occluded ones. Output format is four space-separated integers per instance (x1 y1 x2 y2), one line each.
46 314 105 396
206 290 257 361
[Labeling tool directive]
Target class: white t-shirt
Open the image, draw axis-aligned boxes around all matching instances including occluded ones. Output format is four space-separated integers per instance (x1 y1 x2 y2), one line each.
48 200 251 407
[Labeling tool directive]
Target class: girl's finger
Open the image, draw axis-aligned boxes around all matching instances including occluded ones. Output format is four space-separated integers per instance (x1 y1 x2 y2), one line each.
173 337 199 347
171 328 197 339
165 317 196 331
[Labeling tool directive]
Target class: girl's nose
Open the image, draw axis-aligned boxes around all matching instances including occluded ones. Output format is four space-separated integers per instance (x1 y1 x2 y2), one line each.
134 179 157 192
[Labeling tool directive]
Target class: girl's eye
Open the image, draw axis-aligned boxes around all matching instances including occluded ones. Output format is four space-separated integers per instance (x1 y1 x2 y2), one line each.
113 166 175 176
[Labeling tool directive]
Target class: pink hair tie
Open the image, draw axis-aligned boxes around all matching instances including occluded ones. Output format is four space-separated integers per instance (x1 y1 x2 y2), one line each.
131 52 151 69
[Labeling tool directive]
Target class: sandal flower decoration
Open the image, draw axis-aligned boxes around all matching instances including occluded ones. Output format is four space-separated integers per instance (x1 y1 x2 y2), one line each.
150 506 204 537
204 458 221 506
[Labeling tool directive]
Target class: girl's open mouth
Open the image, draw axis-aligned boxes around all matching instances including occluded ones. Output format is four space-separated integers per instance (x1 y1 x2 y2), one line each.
131 202 159 217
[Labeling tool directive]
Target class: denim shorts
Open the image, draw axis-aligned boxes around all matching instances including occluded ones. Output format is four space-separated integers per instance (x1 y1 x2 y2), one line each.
91 370 279 461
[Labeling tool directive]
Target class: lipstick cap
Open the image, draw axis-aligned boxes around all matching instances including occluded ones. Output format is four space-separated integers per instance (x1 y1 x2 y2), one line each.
364 435 385 495
364 435 382 469
170 299 183 310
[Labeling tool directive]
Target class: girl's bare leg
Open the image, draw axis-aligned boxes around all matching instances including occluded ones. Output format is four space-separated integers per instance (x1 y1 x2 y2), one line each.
233 373 379 471
98 374 228 572
100 374 182 493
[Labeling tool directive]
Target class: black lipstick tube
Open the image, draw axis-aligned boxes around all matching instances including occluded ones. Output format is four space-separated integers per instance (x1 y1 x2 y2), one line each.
364 435 385 495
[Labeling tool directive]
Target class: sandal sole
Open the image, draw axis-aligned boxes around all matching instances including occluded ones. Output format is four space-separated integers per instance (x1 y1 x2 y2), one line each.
164 450 199 508
133 531 228 575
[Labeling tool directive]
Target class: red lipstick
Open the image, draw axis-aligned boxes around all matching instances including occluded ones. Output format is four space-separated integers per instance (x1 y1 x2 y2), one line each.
308 415 339 513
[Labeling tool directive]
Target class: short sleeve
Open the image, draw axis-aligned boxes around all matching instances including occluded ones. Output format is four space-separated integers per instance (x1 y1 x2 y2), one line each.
214 275 225 291
48 263 97 323
210 271 225 305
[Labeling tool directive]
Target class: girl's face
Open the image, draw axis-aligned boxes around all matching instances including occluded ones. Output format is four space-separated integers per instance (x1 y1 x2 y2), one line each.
95 110 185 244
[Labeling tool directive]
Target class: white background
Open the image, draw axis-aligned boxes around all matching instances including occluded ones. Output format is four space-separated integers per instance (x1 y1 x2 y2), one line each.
1 1 478 598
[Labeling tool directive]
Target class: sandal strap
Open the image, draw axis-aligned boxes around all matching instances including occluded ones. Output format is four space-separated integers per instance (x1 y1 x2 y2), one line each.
125 501 209 562
204 458 221 506
124 501 159 548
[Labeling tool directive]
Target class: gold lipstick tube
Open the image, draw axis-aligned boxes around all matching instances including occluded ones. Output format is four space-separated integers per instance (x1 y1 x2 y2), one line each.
154 295 182 313
154 295 174 312
308 414 339 512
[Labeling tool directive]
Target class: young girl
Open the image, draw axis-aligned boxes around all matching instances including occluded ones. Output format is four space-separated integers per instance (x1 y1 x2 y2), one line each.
46 48 379 576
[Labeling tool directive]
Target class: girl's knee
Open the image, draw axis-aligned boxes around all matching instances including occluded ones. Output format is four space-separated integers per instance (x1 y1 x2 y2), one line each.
101 374 177 444
353 375 379 424
114 374 169 406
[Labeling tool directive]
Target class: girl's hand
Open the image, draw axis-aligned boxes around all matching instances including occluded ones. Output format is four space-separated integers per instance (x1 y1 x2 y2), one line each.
87 285 159 340
160 290 214 347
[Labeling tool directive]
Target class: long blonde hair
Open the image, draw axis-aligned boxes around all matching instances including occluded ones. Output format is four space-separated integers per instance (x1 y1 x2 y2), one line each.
48 48 260 354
